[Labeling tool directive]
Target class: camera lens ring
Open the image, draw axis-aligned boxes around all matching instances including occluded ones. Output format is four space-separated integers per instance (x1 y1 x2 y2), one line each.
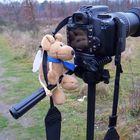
128 8 140 37
115 12 130 36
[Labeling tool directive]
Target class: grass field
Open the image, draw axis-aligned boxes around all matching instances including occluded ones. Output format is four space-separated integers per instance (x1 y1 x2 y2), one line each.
0 35 140 140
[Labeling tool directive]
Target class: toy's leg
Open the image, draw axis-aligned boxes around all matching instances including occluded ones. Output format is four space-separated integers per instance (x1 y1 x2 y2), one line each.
61 75 79 90
52 86 65 105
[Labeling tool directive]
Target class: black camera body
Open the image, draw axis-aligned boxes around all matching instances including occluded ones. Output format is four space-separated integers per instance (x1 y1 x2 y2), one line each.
67 5 140 57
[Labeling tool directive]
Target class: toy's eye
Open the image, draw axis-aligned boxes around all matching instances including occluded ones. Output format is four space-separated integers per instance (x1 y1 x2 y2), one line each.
60 44 63 47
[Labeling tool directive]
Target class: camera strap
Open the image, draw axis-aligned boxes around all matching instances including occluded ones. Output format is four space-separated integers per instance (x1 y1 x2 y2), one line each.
42 49 75 140
52 16 71 35
42 51 62 140
104 17 125 140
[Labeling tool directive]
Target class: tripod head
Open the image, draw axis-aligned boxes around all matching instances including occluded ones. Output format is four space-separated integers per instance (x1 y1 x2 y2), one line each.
74 52 112 84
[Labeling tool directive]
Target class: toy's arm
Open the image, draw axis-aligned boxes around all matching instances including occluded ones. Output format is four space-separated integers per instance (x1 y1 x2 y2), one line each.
47 62 63 85
47 69 59 85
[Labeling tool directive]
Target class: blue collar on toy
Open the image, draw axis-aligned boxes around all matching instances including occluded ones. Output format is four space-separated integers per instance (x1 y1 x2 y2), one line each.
47 56 76 71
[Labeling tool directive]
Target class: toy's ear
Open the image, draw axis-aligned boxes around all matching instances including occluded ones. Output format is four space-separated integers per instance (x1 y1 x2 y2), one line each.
41 34 55 50
55 33 63 42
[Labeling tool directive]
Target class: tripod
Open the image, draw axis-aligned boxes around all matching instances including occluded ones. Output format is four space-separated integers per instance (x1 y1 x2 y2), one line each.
86 72 111 140
74 53 111 140
87 83 96 140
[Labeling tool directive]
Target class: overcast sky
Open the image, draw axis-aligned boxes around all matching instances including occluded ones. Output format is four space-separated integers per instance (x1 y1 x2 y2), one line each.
0 0 83 3
0 0 128 4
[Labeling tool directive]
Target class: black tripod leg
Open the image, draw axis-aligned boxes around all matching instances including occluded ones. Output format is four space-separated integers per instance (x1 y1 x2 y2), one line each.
86 84 96 140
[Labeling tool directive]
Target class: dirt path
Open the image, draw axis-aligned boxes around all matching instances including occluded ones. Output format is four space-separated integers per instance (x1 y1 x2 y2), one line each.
0 58 34 140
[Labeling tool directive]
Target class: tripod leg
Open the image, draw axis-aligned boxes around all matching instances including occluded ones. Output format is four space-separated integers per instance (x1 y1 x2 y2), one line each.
86 84 96 140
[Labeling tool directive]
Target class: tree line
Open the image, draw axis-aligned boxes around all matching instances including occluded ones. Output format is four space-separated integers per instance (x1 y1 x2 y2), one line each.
0 0 140 31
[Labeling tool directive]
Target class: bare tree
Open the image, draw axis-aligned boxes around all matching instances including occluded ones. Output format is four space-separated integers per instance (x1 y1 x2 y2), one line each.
1 0 140 31
21 0 38 32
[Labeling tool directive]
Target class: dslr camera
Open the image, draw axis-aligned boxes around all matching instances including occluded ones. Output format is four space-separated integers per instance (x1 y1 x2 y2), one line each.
67 5 140 56
66 5 140 81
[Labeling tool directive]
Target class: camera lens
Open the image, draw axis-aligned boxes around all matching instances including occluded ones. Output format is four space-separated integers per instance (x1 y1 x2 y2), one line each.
115 8 140 37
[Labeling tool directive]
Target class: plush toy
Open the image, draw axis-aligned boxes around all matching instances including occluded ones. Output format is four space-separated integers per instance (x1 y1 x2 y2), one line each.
38 33 78 105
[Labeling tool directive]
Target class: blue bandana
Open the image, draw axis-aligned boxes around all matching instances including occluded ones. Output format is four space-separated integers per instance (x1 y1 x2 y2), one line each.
47 56 76 71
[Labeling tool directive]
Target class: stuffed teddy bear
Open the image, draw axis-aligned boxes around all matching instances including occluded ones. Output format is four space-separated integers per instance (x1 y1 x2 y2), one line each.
39 33 78 105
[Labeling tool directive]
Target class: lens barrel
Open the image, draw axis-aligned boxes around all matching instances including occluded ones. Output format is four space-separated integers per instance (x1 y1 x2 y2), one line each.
115 8 140 37
128 8 140 37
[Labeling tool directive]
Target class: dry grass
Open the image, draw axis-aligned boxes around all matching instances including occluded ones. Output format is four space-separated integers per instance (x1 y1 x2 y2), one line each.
122 37 140 61
3 30 39 59
2 24 67 61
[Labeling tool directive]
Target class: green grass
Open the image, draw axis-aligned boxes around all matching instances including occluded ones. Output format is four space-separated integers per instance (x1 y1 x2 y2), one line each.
0 115 8 130
0 35 140 140
0 35 46 139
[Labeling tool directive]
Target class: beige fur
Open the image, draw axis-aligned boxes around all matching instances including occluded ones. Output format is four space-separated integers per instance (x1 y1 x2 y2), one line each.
40 33 78 105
